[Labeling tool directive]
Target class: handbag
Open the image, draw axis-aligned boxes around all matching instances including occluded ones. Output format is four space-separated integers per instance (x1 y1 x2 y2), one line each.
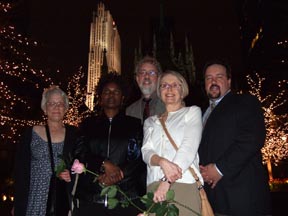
159 115 214 216
45 125 69 216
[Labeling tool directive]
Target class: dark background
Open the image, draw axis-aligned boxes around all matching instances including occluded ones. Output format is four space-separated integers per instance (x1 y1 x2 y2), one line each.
17 0 243 83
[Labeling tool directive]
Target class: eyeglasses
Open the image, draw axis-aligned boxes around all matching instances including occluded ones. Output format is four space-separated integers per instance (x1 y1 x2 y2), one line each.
46 102 66 108
159 83 182 90
137 70 158 77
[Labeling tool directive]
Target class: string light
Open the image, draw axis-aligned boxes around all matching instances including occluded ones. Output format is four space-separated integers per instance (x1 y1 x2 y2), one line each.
246 73 288 180
0 2 11 13
64 67 92 126
1 3 92 144
0 3 53 144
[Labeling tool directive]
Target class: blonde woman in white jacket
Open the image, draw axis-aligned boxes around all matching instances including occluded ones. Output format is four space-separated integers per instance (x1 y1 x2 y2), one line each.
142 70 203 216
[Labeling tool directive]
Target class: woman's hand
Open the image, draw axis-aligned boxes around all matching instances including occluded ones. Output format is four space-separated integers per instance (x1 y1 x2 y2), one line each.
58 169 71 182
159 158 182 183
153 181 171 203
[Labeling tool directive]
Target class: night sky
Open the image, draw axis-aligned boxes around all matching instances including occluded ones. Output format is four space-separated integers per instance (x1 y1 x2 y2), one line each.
20 0 243 82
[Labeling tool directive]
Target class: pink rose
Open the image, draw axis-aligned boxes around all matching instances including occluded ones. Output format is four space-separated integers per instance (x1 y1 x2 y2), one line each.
71 159 85 174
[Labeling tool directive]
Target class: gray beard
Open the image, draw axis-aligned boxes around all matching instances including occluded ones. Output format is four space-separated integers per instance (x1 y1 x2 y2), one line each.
141 87 154 95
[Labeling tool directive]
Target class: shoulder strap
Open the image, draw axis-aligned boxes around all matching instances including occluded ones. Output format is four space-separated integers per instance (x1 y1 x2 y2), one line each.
159 116 203 187
45 124 55 173
159 116 215 216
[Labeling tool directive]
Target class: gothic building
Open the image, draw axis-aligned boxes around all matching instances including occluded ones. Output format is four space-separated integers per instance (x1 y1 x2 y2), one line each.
134 3 197 87
85 2 121 111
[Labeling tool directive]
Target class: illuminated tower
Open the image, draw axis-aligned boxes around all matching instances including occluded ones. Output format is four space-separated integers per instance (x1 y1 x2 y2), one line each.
86 2 121 110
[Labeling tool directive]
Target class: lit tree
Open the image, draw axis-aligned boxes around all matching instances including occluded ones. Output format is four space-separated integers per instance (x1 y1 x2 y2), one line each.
0 2 94 145
0 2 95 203
64 67 92 126
246 73 288 180
0 2 53 144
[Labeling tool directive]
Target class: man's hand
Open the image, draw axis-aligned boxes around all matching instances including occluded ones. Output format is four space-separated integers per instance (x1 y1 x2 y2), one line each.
200 163 222 188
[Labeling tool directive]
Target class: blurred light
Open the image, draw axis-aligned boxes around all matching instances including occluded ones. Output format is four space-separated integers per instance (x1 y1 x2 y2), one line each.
2 195 7 201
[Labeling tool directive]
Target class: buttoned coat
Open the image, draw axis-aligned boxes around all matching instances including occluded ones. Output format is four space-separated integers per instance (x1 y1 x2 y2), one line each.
198 92 272 216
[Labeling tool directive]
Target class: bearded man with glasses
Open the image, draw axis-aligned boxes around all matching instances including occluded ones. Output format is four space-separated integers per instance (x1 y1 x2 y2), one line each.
126 56 166 125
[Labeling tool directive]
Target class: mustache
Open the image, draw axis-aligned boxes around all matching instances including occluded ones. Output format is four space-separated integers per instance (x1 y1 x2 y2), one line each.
209 84 220 90
142 78 152 84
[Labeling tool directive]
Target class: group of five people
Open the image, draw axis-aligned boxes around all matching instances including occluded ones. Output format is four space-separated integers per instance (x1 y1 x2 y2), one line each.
13 56 272 216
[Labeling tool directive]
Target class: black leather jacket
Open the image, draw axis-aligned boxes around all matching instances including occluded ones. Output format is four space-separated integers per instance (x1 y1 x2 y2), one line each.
74 112 146 203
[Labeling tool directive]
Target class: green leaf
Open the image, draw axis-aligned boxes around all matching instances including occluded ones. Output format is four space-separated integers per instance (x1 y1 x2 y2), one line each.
120 199 129 208
108 198 119 209
168 204 178 212
100 186 110 196
147 191 154 200
155 202 168 216
141 194 148 204
151 202 166 213
100 185 117 198
60 153 73 167
167 209 178 216
141 193 153 205
107 185 117 198
166 190 175 201
145 199 154 209
167 204 179 216
141 195 153 209
55 159 66 177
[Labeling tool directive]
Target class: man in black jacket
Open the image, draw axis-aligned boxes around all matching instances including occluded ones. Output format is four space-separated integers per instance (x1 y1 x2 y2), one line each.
74 73 146 216
198 59 272 216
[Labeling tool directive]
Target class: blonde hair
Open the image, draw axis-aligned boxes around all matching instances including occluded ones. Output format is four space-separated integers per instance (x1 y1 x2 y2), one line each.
156 70 189 99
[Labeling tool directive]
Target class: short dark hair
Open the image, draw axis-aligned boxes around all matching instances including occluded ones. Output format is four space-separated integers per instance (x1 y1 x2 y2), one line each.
202 59 232 79
96 72 127 97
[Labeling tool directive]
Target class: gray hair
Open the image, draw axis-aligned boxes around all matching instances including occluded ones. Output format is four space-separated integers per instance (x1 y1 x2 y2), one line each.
134 56 162 75
157 70 189 99
41 85 69 111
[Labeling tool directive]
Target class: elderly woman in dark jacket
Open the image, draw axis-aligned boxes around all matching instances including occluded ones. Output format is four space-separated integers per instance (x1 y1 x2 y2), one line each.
13 86 79 216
